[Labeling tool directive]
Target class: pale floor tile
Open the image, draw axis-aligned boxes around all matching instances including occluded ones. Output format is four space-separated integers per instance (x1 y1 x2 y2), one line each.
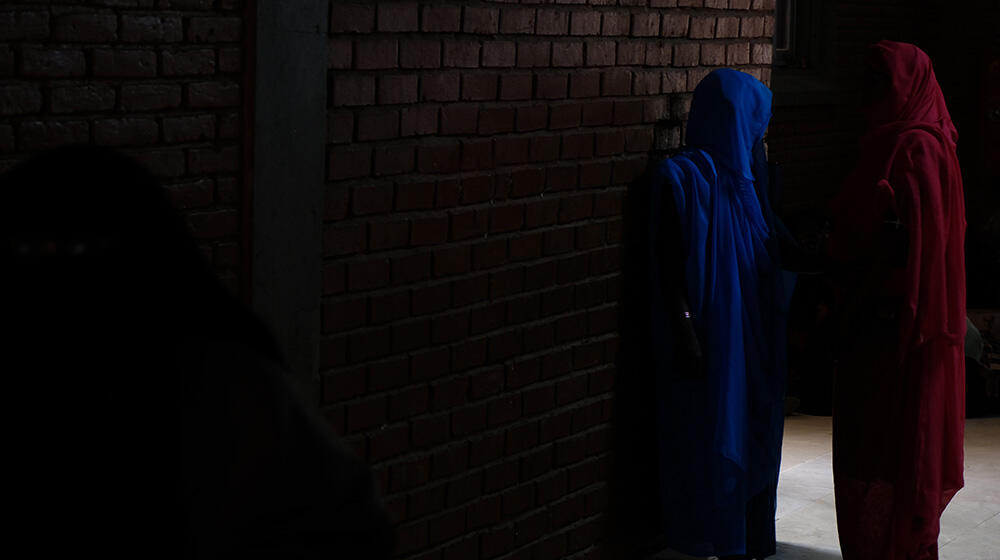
774 415 1000 560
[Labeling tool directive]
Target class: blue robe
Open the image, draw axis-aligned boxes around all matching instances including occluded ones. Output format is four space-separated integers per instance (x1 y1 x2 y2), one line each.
649 69 794 557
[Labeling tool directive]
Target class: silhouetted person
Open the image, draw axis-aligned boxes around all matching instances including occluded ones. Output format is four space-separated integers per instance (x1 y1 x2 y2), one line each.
830 41 966 560
646 69 794 560
1 146 393 558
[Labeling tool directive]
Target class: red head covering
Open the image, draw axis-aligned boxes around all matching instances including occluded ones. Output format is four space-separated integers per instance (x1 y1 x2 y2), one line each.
865 40 958 144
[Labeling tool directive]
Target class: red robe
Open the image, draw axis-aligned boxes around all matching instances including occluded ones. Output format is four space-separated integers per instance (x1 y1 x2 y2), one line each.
830 41 966 560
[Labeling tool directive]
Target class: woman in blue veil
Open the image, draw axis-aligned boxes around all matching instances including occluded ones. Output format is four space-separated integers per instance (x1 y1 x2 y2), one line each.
648 69 793 559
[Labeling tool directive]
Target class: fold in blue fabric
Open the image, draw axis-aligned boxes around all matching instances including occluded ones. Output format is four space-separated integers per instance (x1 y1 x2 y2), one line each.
648 69 794 558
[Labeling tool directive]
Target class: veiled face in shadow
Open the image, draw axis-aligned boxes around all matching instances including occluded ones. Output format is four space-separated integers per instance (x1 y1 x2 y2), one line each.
861 63 892 110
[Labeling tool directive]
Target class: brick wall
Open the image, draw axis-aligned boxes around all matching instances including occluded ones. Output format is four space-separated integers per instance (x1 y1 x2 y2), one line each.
0 0 248 295
325 2 775 559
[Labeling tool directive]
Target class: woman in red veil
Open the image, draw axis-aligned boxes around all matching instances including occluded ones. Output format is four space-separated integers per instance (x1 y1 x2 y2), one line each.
830 41 966 559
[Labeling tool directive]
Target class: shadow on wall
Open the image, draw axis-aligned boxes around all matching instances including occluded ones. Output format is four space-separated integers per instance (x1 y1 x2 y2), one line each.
605 160 670 560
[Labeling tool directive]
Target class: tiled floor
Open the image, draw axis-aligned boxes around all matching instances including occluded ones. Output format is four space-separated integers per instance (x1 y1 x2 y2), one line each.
775 414 1000 560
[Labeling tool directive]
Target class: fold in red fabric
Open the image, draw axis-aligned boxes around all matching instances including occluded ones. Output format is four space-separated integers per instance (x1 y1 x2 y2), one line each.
830 41 966 560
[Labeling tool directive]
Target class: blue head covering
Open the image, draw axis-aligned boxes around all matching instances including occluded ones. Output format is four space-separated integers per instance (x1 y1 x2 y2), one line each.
686 68 773 182
648 69 791 558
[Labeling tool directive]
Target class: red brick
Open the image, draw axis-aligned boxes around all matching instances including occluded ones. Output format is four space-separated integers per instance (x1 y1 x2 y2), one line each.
420 73 459 102
570 12 600 36
483 40 516 68
0 47 12 76
187 17 241 42
93 49 157 77
432 377 469 415
702 43 726 66
632 12 659 37
537 9 569 35
347 259 390 292
689 15 716 39
516 106 548 132
378 75 418 105
401 106 438 137
162 49 215 75
423 5 461 32
625 127 654 153
22 49 85 78
373 145 415 177
411 215 449 246
726 42 751 65
547 103 580 129
322 296 366 332
499 73 532 101
495 136 530 165
413 345 452 381
517 42 550 68
121 15 182 42
595 129 625 156
501 7 536 34
417 141 461 174
598 13 627 37
552 42 583 67
464 6 499 34
378 3 418 32
0 85 43 115
120 84 181 113
717 16 741 38
752 43 772 65
218 47 241 73
187 146 239 174
188 81 240 107
662 13 689 37
0 11 49 41
53 14 118 42
470 240 507 271
93 118 158 146
479 107 515 135
187 209 238 238
602 69 631 96
332 75 375 107
356 39 398 70
439 105 477 136
428 508 466 545
163 114 215 143
328 146 371 181
462 73 497 101
561 132 594 160
443 40 480 68
585 41 615 66
352 182 393 215
616 42 644 66
546 163 579 191
646 42 672 67
326 38 351 68
673 43 700 67
401 39 441 69
536 74 567 99
330 4 375 33
18 120 89 149
741 15 766 37
528 136 560 163
634 70 661 95
461 175 494 204
357 109 398 141
461 141 494 172
132 149 185 178
435 242 473 276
